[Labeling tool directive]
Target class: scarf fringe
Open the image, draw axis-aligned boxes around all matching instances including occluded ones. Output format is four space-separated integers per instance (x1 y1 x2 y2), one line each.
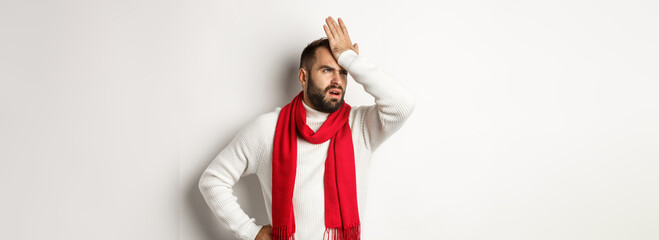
323 223 361 240
273 225 295 240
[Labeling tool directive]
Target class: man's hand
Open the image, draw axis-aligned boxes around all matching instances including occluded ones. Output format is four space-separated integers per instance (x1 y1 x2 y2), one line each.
323 16 359 61
255 225 272 240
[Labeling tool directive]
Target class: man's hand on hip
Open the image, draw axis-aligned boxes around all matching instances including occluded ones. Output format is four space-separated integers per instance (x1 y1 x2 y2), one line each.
255 224 272 240
323 16 359 61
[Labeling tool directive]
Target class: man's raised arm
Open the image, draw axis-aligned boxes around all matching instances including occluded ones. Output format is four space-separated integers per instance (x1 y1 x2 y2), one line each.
325 16 416 151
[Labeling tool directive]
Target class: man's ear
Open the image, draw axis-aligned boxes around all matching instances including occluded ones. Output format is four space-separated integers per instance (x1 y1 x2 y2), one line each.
298 68 307 89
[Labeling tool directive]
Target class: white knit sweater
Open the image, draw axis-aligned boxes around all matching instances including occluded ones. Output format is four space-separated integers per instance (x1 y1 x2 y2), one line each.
199 49 416 240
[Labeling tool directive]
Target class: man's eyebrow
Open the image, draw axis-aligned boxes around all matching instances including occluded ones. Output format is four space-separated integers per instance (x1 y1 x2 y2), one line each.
319 65 347 73
319 65 335 70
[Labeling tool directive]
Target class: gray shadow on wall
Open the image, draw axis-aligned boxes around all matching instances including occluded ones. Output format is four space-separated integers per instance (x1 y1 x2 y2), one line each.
276 51 304 107
188 52 302 240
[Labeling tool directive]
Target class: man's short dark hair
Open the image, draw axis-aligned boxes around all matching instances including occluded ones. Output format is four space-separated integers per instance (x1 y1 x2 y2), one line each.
299 37 330 73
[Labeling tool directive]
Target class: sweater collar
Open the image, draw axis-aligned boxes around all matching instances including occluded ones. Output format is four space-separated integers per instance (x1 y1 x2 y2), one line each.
302 100 329 120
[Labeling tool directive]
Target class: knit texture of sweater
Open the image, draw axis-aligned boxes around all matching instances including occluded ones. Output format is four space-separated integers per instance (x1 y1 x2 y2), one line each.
199 49 416 240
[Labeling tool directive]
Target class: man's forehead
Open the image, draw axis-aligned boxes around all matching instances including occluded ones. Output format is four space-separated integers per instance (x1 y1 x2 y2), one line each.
313 48 345 71
315 61 344 71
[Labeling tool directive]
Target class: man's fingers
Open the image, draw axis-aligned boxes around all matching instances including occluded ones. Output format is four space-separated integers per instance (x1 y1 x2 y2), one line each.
330 17 343 38
338 17 350 37
323 24 334 40
326 17 343 38
324 18 335 39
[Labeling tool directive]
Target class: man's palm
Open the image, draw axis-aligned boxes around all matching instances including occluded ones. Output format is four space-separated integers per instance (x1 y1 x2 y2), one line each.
323 16 359 60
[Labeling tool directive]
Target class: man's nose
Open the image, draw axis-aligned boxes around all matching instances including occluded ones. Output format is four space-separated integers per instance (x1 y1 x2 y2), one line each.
331 71 343 85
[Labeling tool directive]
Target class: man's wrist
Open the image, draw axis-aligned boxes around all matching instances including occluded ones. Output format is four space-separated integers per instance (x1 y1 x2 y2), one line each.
338 49 358 68
246 224 264 240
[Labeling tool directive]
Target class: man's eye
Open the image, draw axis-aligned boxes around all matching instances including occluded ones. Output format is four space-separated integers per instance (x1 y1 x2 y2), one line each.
323 69 330 72
340 71 348 75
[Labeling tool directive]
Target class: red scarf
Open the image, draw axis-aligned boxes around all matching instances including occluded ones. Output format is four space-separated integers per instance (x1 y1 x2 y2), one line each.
272 91 361 240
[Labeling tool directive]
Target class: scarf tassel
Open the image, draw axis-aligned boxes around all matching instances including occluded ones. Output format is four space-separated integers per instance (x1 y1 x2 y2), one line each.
273 225 295 240
323 223 361 240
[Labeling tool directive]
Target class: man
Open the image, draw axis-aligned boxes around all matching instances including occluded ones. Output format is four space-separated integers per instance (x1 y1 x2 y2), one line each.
199 16 415 240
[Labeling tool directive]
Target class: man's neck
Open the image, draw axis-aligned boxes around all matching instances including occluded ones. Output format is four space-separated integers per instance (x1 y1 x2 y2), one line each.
302 99 329 119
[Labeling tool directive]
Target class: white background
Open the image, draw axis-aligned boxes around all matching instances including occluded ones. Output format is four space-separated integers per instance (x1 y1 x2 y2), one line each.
1 0 657 240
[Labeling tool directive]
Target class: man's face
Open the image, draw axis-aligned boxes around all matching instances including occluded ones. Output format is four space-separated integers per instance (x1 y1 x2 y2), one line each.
303 47 348 113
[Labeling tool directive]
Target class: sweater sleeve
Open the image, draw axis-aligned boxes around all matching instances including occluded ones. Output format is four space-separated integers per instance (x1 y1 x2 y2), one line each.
198 116 268 240
338 49 416 151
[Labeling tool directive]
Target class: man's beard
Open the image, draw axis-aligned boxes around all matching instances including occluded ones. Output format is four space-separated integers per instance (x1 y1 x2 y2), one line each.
306 75 345 113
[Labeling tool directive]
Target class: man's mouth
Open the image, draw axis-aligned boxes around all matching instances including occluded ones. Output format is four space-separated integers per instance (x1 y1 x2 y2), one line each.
328 89 342 98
